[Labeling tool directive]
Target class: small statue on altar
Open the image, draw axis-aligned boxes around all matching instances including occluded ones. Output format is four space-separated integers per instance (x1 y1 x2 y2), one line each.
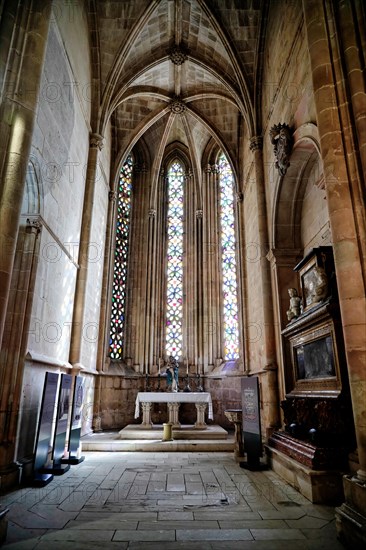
166 355 179 392
286 287 302 321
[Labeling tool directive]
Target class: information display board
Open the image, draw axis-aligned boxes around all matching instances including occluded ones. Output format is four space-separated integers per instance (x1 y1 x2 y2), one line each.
51 373 72 473
33 372 59 485
241 376 263 469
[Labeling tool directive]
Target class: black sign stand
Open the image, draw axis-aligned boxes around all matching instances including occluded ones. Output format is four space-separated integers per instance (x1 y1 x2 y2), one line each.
32 372 59 486
62 375 85 465
241 376 267 470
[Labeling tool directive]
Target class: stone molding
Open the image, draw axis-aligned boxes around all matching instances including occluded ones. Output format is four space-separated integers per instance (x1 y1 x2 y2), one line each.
236 192 243 203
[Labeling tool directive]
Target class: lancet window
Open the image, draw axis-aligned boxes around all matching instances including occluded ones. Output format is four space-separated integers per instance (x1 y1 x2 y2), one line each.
165 160 185 357
109 154 133 359
218 152 239 360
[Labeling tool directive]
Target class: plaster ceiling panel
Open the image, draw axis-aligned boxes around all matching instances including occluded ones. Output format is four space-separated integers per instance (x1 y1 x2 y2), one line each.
97 0 152 89
208 0 262 88
189 98 240 164
114 97 167 155
181 0 238 87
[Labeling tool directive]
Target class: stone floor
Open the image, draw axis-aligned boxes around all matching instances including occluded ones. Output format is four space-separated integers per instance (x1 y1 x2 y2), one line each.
1 451 347 549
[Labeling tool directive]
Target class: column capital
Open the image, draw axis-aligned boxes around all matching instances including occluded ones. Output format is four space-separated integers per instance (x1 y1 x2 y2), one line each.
108 190 117 202
249 135 263 151
148 208 156 218
196 209 203 219
26 217 42 234
90 133 104 150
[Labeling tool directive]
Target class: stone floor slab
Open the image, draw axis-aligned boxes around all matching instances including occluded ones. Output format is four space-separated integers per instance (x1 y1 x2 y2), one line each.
113 529 175 541
176 528 253 541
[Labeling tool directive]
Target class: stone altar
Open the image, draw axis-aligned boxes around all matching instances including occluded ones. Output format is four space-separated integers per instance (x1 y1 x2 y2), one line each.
135 392 213 429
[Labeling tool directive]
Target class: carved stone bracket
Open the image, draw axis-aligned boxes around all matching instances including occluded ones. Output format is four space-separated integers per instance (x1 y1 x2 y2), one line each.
90 133 104 150
196 209 203 219
148 208 156 218
269 123 293 176
169 45 188 65
170 96 186 114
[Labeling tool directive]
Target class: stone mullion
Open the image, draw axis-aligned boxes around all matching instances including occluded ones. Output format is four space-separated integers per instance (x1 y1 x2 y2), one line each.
143 207 156 374
0 0 52 349
127 167 147 370
212 168 222 364
234 192 246 371
0 219 42 485
303 0 366 482
203 166 213 368
154 171 166 366
96 190 117 372
185 172 194 365
69 134 104 368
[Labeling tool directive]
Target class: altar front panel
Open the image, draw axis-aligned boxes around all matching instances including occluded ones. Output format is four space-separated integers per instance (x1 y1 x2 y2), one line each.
135 392 213 420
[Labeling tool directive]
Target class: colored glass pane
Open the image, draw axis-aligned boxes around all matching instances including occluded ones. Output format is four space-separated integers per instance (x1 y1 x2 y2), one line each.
218 153 239 360
109 155 133 359
166 161 184 357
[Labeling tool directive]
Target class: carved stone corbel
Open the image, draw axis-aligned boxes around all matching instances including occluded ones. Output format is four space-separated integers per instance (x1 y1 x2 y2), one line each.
269 123 293 176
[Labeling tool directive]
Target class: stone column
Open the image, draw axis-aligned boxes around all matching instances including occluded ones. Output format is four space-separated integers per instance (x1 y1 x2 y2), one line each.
249 136 280 434
302 1 366 546
195 403 207 429
143 208 156 373
196 209 203 370
0 218 42 487
0 1 51 349
167 402 180 428
69 133 104 368
303 0 366 480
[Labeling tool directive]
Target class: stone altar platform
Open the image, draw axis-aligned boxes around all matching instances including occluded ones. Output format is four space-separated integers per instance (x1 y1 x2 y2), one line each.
81 426 234 452
119 424 228 440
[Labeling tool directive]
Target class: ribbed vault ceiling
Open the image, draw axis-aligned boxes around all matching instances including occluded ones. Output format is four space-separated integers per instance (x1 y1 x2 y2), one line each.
94 0 263 174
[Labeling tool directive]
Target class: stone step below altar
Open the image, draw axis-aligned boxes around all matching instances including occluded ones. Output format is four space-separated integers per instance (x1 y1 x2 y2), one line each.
81 426 234 452
119 424 228 440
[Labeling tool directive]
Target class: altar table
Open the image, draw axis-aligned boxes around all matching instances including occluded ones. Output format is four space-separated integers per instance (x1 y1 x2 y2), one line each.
135 392 213 429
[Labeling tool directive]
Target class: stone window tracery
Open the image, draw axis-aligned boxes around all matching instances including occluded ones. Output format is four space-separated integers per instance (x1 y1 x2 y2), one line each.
165 160 185 357
109 154 133 359
218 152 239 360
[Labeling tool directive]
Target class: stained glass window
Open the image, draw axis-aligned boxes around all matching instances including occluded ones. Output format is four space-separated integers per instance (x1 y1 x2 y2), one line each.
165 161 184 357
218 153 239 360
109 155 133 359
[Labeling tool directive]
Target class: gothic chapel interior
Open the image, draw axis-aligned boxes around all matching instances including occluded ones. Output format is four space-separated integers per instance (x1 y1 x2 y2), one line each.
0 0 365 547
